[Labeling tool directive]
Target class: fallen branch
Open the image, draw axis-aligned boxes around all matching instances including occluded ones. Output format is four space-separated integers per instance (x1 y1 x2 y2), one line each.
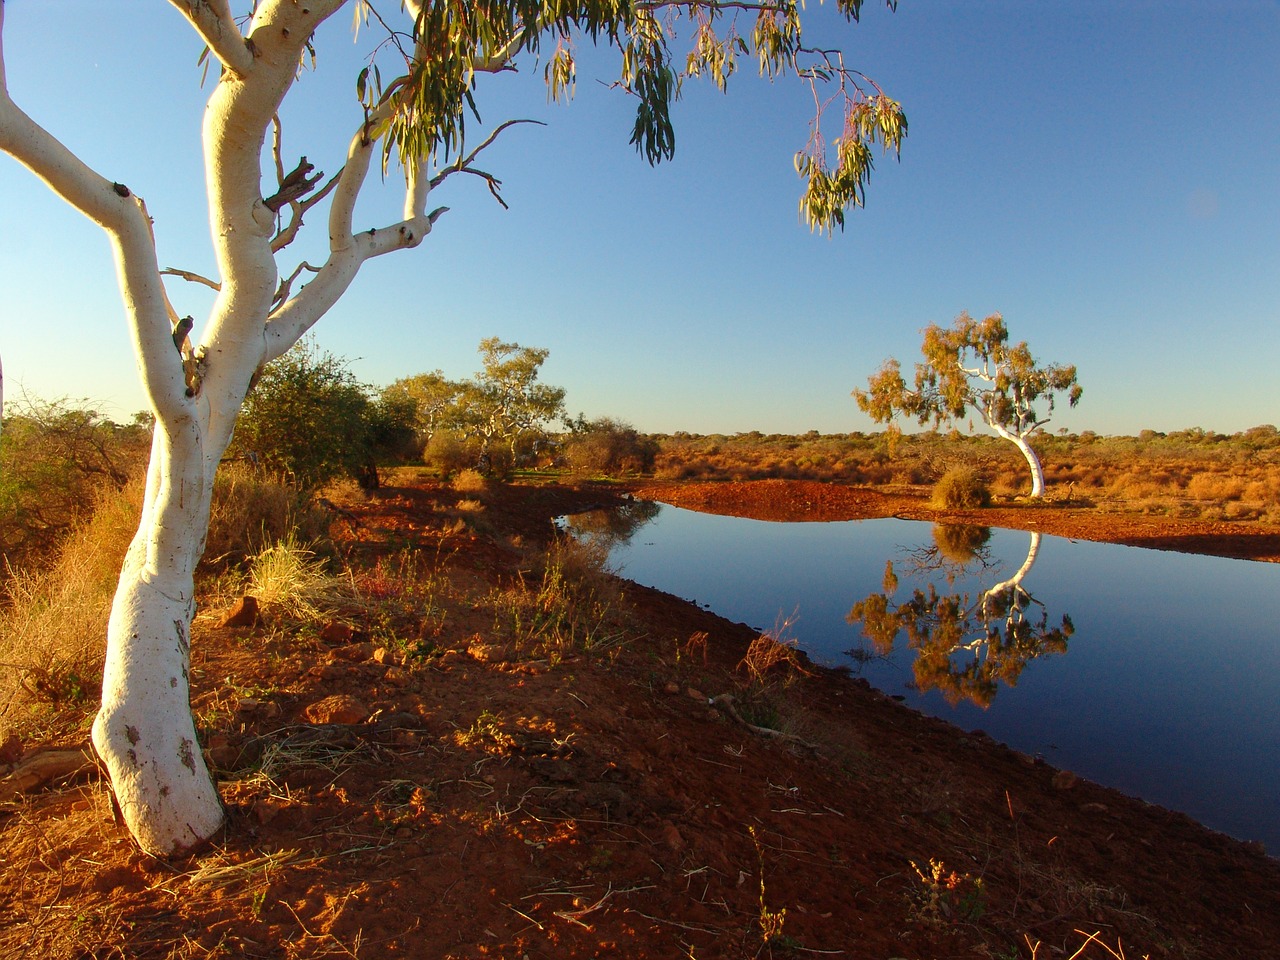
708 694 820 751
0 743 97 801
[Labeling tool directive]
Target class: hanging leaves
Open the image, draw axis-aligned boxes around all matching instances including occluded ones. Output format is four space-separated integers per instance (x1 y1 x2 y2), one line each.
359 0 904 230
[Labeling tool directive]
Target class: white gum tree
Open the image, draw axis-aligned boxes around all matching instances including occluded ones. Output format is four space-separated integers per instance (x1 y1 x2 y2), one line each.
854 312 1083 498
0 0 906 856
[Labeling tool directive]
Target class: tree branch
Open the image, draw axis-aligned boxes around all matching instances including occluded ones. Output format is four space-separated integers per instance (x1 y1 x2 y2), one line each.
161 267 222 291
429 119 544 208
0 6 189 422
272 260 322 309
263 155 323 212
167 0 255 77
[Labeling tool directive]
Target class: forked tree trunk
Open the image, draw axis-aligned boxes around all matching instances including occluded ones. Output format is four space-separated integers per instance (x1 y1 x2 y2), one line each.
2 0 454 856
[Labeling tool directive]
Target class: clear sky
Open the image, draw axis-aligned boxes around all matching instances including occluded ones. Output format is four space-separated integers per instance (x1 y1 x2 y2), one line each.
1 1 1277 436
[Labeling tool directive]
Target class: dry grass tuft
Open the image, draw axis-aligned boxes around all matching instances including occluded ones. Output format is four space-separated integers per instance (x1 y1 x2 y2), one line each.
451 468 489 494
247 533 337 619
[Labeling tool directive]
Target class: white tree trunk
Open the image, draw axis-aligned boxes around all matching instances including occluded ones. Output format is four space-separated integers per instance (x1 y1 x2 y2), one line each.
985 418 1047 498
90 421 226 854
983 531 1041 609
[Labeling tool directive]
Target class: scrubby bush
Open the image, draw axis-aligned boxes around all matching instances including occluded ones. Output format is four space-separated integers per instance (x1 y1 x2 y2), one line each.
423 432 476 478
0 476 143 731
0 398 149 570
451 468 489 494
203 463 331 569
231 339 415 491
931 467 991 509
564 417 658 477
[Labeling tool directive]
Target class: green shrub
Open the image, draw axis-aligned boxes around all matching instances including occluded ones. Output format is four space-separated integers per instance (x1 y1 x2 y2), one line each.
230 339 414 491
931 467 991 509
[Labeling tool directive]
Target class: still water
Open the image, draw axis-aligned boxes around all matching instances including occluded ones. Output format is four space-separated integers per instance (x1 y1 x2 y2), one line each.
568 503 1280 851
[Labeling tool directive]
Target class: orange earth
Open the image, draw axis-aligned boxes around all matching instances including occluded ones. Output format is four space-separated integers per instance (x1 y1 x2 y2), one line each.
2 477 1278 959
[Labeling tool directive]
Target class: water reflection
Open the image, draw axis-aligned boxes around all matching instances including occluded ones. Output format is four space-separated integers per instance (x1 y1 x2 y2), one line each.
847 527 1074 708
558 497 662 549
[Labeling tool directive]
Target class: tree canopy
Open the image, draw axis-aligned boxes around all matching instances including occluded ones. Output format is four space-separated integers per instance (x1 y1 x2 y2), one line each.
854 312 1082 498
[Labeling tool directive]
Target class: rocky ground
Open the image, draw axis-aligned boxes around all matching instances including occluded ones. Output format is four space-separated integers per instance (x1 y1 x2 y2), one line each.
2 476 1278 959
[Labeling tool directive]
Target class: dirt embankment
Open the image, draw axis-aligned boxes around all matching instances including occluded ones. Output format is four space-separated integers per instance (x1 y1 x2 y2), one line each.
2 477 1278 960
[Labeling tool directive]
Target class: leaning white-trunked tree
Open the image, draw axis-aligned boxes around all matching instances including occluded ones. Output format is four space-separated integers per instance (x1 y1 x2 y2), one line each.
0 0 905 856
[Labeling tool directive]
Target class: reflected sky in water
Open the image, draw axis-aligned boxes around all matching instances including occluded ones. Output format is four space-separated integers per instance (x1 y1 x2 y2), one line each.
584 503 1280 851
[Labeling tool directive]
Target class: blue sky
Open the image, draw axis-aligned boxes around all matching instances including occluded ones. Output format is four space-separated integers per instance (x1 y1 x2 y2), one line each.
1 1 1277 436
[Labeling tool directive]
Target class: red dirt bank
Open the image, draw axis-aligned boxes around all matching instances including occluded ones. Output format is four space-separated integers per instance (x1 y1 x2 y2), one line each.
2 477 1277 959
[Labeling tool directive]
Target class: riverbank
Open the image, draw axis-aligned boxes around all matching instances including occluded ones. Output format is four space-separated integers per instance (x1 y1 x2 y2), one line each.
2 476 1277 959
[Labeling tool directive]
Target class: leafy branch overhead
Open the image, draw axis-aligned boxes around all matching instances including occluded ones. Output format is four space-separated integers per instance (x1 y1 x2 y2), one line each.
355 0 906 231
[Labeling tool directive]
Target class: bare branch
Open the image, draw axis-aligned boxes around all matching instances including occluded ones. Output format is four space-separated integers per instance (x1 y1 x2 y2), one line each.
271 168 343 252
263 156 323 211
168 0 255 77
161 267 222 291
272 260 322 309
430 119 545 197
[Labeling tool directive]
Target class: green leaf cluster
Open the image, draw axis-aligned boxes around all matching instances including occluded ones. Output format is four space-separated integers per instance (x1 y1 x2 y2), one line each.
386 336 567 473
354 0 905 231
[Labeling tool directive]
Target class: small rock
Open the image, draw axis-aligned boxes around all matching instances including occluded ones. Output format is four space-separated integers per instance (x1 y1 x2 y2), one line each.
235 698 261 715
261 701 282 720
372 646 394 664
685 687 707 702
219 595 260 628
303 695 371 725
333 642 375 662
1052 770 1079 790
254 797 286 825
205 734 241 770
308 663 350 681
383 665 410 687
660 821 686 852
468 642 516 663
319 621 354 644
663 681 681 695
0 734 23 766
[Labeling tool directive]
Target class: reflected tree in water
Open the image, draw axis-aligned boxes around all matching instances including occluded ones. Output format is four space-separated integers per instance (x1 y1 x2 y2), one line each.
907 523 995 585
847 529 1073 707
560 499 662 550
